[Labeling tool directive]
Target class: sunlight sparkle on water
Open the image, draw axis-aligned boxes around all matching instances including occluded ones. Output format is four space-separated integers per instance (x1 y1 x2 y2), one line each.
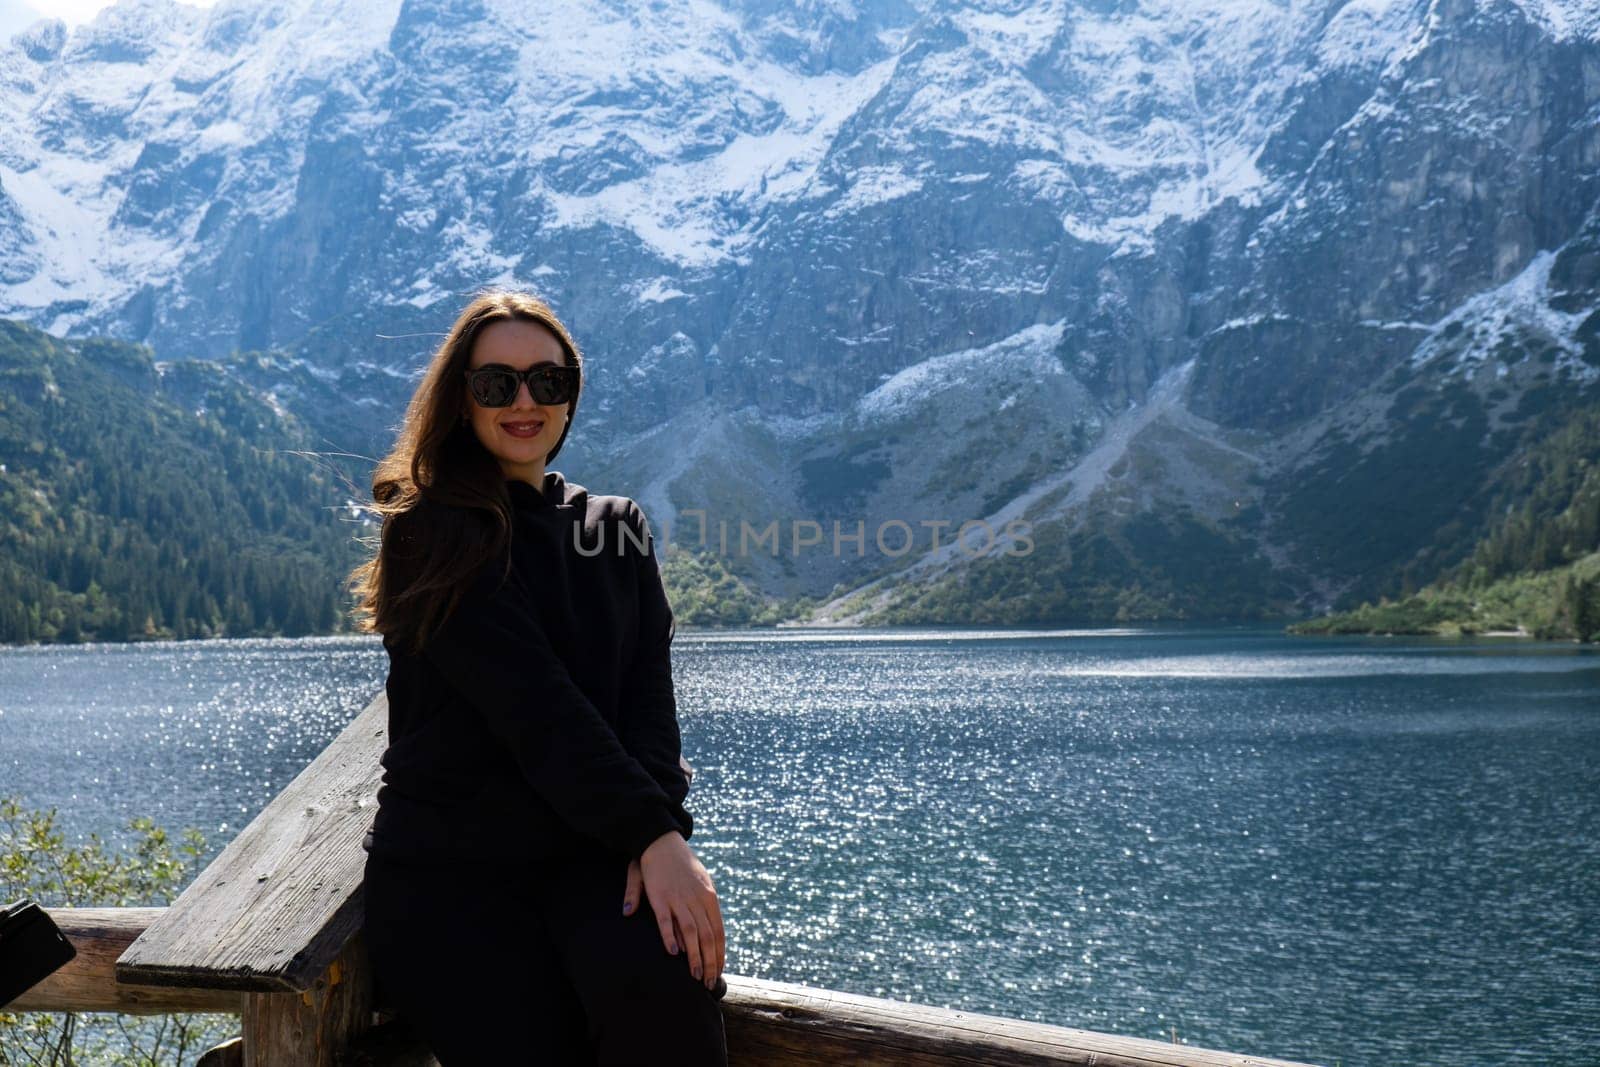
2 628 1596 1066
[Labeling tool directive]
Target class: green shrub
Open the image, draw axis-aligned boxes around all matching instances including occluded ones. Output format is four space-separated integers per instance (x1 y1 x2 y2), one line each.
0 795 235 1066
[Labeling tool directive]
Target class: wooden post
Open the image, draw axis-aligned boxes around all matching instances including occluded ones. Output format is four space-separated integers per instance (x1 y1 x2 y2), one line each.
239 933 373 1067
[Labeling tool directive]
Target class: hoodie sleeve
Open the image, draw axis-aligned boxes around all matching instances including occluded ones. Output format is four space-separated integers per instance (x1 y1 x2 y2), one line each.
421 552 686 862
617 502 694 840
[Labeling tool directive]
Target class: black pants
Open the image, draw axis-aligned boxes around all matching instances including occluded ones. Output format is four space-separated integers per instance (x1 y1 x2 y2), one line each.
361 845 728 1066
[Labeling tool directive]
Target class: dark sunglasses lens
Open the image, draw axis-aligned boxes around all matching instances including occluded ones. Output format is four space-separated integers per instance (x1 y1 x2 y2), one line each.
529 367 576 405
471 370 518 406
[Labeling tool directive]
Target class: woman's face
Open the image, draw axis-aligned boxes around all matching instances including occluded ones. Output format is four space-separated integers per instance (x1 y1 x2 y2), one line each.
462 318 572 486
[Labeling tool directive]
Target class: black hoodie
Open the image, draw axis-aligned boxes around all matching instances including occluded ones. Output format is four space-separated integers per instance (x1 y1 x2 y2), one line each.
362 470 693 866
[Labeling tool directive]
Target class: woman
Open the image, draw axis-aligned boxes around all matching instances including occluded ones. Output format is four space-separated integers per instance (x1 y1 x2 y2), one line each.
348 289 728 1064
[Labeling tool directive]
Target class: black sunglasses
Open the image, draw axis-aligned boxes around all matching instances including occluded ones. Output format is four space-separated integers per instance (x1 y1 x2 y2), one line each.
464 363 580 407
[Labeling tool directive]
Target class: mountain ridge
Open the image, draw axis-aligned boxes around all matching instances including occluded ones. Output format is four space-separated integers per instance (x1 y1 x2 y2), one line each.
2 0 1597 624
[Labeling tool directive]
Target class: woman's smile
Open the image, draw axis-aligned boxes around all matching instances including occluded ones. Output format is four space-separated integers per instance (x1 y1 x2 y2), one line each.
502 419 544 438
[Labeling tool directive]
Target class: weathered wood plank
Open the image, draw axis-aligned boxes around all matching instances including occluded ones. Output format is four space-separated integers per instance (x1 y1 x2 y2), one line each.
116 693 389 992
19 905 1322 1067
718 975 1322 1067
10 908 241 1015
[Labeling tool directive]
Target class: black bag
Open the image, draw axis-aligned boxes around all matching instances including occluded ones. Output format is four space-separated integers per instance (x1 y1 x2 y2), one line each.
0 900 77 1009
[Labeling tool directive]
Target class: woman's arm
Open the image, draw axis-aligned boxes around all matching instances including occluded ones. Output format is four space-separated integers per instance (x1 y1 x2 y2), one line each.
421 554 685 863
615 502 726 993
618 502 694 834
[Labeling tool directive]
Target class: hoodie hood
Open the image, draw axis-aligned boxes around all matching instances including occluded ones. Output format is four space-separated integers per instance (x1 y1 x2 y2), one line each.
506 469 588 512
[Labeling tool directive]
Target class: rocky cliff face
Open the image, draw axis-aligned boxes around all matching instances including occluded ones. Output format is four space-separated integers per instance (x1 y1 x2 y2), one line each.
2 0 1596 619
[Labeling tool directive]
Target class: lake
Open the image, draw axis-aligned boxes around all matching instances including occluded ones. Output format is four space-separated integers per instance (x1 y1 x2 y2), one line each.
2 626 1596 1066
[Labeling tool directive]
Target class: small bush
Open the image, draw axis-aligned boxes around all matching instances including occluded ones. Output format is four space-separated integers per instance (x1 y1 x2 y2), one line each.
0 795 235 1066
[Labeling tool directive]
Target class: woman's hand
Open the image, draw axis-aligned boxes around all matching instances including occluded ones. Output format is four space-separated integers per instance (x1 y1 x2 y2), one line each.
623 831 724 993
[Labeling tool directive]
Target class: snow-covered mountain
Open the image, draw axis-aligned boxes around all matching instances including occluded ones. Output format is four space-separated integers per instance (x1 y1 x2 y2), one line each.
3 0 1598 619
0 0 40 43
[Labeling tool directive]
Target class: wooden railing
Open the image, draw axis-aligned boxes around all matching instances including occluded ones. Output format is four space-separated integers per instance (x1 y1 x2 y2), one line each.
9 693 1322 1066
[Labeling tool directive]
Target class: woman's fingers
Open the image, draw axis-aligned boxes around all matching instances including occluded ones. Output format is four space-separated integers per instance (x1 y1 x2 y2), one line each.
622 858 642 916
674 898 724 990
706 892 726 981
639 833 726 990
651 897 678 956
692 898 720 989
676 909 704 982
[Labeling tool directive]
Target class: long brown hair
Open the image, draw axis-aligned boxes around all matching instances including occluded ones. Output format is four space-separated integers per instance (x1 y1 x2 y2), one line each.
347 289 584 654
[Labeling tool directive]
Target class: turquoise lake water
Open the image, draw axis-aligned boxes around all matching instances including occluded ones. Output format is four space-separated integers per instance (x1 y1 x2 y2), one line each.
2 626 1596 1066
